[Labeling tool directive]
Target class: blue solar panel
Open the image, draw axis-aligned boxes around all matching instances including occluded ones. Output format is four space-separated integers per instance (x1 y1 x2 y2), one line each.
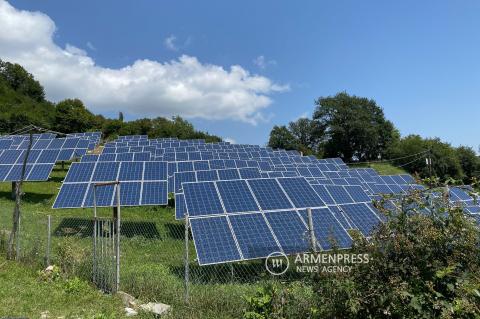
37 150 59 163
118 162 143 181
400 174 415 184
92 162 119 182
177 161 194 172
99 153 116 161
57 149 74 161
247 179 293 211
174 172 196 193
32 139 52 150
190 216 241 265
302 208 352 250
116 152 134 161
0 150 22 164
339 203 381 236
193 160 210 171
183 182 224 217
344 185 371 203
83 183 115 207
311 184 335 205
28 164 54 180
238 167 262 179
229 213 280 259
65 162 96 182
325 185 354 204
216 180 259 213
5 164 33 181
210 160 225 169
0 165 11 180
143 161 167 181
133 152 151 161
142 181 167 205
218 168 240 180
196 170 218 182
119 182 141 205
450 187 472 201
264 211 309 254
277 177 325 209
175 193 187 219
53 183 89 208
0 140 13 149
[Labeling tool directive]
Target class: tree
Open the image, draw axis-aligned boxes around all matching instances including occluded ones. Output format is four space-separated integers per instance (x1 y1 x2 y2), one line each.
268 125 298 150
388 135 464 179
0 59 45 102
288 117 323 153
54 99 97 133
312 92 399 161
118 111 124 122
455 146 480 182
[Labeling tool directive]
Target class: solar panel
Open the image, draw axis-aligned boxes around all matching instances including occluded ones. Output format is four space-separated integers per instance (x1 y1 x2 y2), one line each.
264 211 310 254
118 162 143 181
27 164 54 180
196 170 218 182
344 185 371 203
302 208 352 250
277 177 325 209
83 183 115 207
183 182 224 217
247 179 293 211
324 185 354 205
65 162 96 183
142 181 168 205
339 203 382 236
144 161 167 180
229 213 281 259
175 193 187 219
190 216 241 265
216 180 259 213
217 168 241 180
119 182 142 206
174 171 196 193
53 183 89 208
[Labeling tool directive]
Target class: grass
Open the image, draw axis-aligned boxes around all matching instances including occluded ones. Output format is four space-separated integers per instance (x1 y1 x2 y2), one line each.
354 162 408 175
0 255 126 318
0 164 262 319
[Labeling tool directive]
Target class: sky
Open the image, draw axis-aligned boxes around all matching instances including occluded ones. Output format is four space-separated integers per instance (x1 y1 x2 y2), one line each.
1 0 479 150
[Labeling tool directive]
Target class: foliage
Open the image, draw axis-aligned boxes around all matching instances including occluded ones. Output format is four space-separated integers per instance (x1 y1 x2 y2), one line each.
56 236 89 275
268 125 299 151
388 135 477 181
312 194 480 318
63 276 90 294
313 92 399 161
243 282 315 319
37 265 62 282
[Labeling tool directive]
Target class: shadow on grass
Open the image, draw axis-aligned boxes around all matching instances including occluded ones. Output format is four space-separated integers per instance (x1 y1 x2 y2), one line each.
164 223 192 240
53 218 161 239
0 190 54 203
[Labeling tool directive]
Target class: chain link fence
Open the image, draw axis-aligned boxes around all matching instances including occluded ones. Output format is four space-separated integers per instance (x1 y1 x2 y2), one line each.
0 205 302 318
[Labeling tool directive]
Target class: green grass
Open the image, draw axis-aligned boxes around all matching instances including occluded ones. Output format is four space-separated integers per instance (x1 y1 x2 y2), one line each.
354 162 408 175
0 164 262 319
0 255 126 318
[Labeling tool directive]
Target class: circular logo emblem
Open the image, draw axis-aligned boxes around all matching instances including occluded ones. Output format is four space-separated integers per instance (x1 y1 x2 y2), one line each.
265 252 289 276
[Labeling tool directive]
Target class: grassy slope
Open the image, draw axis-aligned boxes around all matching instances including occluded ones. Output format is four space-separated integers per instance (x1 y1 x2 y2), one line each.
0 165 257 319
0 255 126 318
356 162 408 175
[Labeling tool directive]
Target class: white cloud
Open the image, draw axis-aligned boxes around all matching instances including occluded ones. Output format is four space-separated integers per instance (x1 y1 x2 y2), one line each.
253 55 277 70
0 1 288 125
86 41 96 51
224 137 236 144
164 35 178 51
295 111 309 120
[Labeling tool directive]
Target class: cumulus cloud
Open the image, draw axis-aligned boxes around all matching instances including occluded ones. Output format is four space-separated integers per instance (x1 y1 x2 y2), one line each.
0 1 288 124
253 55 277 69
86 41 96 51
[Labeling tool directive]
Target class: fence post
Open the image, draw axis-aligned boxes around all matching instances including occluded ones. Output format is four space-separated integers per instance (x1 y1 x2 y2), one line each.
184 213 190 303
114 182 121 294
16 214 21 260
93 186 97 285
307 208 317 253
46 215 51 267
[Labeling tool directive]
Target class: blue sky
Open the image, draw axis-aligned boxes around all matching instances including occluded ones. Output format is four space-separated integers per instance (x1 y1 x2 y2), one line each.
3 0 480 150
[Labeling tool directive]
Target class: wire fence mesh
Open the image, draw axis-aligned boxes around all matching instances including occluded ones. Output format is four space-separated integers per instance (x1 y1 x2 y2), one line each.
0 206 304 318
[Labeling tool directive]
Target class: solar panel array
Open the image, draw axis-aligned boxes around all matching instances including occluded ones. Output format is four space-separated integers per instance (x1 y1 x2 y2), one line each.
0 132 101 181
53 161 167 208
51 136 480 266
